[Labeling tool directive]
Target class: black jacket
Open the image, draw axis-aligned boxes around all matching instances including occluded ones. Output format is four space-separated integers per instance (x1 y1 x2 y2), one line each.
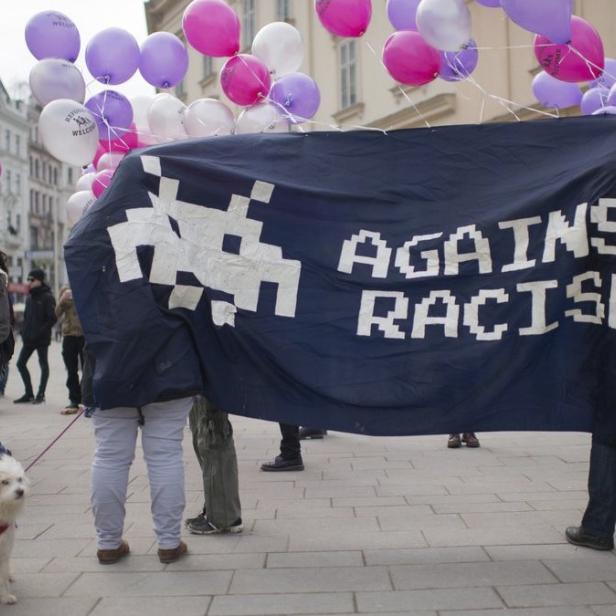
22 284 56 347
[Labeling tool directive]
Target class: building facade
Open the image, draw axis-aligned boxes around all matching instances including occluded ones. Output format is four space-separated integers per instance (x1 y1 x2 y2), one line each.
145 0 616 129
0 81 29 288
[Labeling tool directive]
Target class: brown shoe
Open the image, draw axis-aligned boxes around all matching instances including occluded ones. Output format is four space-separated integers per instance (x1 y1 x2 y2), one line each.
447 434 461 448
462 432 480 448
97 540 130 565
158 541 188 564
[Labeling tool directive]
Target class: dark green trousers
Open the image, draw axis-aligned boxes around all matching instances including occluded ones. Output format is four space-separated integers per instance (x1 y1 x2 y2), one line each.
189 396 241 528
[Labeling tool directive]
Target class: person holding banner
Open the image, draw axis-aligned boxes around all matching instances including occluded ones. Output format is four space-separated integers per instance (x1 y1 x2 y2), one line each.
447 433 480 448
261 423 304 471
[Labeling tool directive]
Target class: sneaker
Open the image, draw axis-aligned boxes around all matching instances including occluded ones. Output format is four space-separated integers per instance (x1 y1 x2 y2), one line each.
60 405 80 415
447 434 461 448
462 432 480 448
32 395 45 405
158 541 188 563
97 540 130 564
299 427 327 440
566 526 614 551
14 394 34 404
185 512 243 535
261 455 304 472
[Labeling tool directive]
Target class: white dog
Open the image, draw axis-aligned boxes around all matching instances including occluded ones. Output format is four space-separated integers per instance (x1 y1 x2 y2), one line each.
0 449 28 604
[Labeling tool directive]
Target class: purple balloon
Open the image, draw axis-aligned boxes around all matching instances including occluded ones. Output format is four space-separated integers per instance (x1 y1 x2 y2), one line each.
386 0 420 31
25 11 80 62
86 28 140 84
591 58 616 91
501 0 572 44
139 32 189 89
532 71 582 109
439 39 478 82
581 87 609 115
85 90 134 139
270 73 321 124
475 0 501 6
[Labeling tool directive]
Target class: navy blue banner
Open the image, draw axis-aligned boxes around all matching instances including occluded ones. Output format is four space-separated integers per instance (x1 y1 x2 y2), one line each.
65 117 616 436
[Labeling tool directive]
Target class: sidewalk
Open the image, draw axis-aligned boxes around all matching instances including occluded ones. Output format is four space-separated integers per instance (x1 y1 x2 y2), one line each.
1 342 613 616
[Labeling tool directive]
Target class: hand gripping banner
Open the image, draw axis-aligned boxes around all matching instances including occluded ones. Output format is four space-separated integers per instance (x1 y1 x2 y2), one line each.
65 116 616 437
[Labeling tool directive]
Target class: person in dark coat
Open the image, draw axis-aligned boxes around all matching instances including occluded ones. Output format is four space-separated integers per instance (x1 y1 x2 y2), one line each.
14 269 56 404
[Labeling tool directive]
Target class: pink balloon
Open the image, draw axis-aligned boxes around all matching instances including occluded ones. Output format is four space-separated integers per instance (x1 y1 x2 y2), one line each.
92 169 114 198
99 124 139 154
182 0 240 57
315 0 372 38
383 31 439 87
534 16 604 83
220 55 271 106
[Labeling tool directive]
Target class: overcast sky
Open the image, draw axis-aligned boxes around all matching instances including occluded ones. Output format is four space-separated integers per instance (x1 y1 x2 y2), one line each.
1 0 155 100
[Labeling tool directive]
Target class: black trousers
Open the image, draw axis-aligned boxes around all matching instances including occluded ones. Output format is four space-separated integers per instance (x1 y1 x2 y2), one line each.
17 344 49 398
582 438 616 538
62 336 85 405
279 423 301 460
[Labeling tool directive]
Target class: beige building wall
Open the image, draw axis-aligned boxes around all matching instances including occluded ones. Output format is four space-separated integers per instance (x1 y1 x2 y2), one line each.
145 0 616 129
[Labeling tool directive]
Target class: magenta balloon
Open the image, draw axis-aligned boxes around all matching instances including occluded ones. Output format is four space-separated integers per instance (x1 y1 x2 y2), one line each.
182 0 240 57
85 90 133 139
86 28 140 84
270 73 321 123
531 71 582 109
383 31 439 86
99 124 140 154
502 0 572 44
220 55 271 106
591 58 616 90
386 0 420 31
580 87 608 115
475 0 500 6
92 169 114 199
315 0 372 38
25 11 80 62
439 39 478 82
140 33 188 88
534 17 604 83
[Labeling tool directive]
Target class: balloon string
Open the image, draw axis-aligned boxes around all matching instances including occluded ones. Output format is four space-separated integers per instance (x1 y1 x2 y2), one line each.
364 40 432 129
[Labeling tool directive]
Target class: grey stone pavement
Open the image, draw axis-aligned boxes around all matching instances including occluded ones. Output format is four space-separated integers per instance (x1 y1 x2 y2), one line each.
1 342 615 616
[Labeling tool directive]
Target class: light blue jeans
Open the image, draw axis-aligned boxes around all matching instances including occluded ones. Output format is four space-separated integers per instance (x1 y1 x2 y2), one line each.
90 397 192 550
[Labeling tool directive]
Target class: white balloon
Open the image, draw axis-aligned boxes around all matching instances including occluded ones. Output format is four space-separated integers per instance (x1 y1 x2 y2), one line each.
147 93 188 141
416 0 471 51
66 190 96 226
29 59 86 106
184 98 235 137
131 94 158 145
39 99 99 166
236 103 289 134
252 22 304 76
97 152 125 171
76 172 96 191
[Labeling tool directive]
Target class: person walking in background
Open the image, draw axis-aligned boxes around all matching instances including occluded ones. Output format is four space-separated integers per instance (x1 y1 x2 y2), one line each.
55 286 85 415
185 395 243 535
14 269 56 405
0 252 14 395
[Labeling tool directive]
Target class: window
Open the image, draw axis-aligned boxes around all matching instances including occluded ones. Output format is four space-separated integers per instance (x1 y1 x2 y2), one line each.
15 173 20 195
242 0 256 49
340 40 358 110
35 159 39 179
277 0 291 21
203 56 214 79
29 190 33 210
4 129 10 151
30 227 38 250
29 156 32 176
5 169 10 192
53 168 58 186
15 134 20 156
34 191 40 213
16 214 21 233
42 162 47 182
68 168 73 184
42 194 47 214
175 78 186 99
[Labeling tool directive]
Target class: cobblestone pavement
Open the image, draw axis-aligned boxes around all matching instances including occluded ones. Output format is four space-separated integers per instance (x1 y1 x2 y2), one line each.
0 342 613 616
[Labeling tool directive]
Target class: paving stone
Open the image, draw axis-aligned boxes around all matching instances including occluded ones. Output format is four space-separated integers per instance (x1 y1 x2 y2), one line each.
390 560 557 590
230 565 391 593
0 598 97 616
486 544 616 561
11 572 80 597
423 526 564 547
440 608 594 616
332 496 407 507
432 501 533 514
592 607 616 615
14 538 92 559
498 582 616 607
545 558 616 582
357 588 504 612
90 596 210 616
289 529 426 551
10 557 51 574
364 546 489 566
209 592 354 615
162 553 265 571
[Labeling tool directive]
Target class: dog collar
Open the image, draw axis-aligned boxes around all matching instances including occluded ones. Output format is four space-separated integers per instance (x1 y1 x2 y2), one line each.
0 523 11 535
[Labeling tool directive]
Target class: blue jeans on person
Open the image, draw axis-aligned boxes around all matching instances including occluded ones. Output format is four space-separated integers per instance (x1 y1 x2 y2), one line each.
581 438 616 539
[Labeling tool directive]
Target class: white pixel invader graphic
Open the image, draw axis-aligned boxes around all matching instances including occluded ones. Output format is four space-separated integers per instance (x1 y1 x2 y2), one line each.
107 156 301 327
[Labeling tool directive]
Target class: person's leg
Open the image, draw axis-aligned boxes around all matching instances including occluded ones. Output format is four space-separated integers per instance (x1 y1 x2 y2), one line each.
15 345 35 399
34 345 50 400
0 363 9 395
141 397 192 550
581 439 616 538
62 336 81 406
279 423 301 460
90 407 139 550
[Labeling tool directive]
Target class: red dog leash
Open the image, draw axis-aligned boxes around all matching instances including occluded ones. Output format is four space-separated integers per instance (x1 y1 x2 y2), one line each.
25 409 85 472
